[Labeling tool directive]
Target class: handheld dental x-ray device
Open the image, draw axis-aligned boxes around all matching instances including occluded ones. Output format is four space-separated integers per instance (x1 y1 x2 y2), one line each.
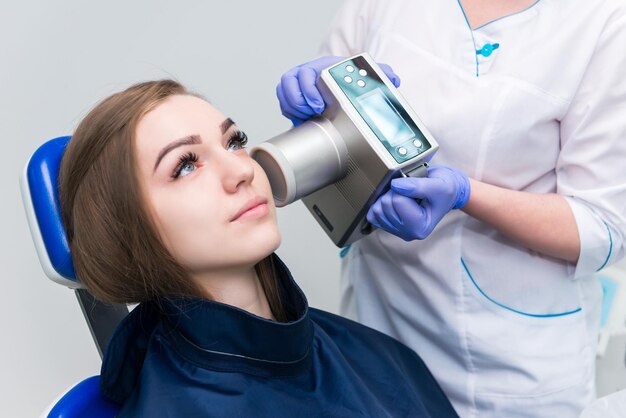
251 53 439 247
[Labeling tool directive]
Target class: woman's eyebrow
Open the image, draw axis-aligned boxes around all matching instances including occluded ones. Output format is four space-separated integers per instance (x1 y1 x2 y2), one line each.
153 134 202 173
220 117 235 134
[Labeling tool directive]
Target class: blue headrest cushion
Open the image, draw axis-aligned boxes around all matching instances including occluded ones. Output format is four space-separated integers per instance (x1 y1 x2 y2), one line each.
25 136 77 282
47 375 121 417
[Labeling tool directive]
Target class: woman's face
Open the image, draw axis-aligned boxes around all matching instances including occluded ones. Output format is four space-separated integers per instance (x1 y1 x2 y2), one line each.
134 94 281 275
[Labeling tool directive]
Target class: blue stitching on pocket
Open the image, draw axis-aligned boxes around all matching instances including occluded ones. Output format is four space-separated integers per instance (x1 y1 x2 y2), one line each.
461 258 581 318
596 222 613 272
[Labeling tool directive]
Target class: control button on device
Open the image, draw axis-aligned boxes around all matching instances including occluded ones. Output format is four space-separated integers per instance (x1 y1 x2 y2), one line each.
397 147 408 156
343 76 353 83
413 139 423 148
356 79 366 87
345 65 355 73
358 69 367 76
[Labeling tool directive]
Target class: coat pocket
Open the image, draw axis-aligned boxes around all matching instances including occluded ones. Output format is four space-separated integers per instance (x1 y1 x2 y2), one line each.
460 221 593 398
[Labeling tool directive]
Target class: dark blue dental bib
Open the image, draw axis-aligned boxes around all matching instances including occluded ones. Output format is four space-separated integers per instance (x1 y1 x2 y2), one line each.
100 254 458 417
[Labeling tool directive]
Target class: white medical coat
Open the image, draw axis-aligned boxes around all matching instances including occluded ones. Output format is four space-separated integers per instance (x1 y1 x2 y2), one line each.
321 1 626 417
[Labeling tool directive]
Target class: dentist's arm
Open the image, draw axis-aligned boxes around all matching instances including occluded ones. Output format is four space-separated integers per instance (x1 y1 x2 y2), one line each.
369 171 580 263
462 179 580 263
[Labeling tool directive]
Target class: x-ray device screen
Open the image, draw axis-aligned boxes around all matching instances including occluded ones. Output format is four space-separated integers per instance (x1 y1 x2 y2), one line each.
251 53 439 247
357 89 415 146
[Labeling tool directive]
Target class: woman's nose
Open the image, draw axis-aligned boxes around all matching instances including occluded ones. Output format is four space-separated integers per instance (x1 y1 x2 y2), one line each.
220 151 255 193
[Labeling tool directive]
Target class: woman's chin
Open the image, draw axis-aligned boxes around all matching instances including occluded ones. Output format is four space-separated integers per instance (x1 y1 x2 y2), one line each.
237 227 282 264
258 229 282 257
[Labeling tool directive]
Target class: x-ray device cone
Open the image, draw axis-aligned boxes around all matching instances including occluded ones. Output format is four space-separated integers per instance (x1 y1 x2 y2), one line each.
251 53 439 247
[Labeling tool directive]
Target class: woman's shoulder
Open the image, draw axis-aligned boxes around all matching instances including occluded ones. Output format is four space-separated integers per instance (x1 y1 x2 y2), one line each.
99 302 162 404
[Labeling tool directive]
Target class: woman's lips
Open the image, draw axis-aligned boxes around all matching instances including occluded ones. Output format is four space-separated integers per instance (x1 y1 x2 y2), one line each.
231 196 269 222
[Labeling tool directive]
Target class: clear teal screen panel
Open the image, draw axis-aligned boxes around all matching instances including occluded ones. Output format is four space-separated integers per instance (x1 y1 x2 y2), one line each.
328 56 431 163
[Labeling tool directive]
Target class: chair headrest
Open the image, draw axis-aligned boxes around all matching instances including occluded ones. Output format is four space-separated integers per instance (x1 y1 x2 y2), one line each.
20 136 80 288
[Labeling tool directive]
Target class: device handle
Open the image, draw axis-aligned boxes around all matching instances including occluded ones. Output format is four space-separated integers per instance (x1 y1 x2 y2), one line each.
402 162 429 178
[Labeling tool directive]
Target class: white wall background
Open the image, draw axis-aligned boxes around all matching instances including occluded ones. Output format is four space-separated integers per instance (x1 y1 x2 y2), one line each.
0 1 344 416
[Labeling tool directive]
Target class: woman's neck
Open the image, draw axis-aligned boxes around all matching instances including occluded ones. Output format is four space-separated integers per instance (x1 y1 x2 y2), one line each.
192 266 275 320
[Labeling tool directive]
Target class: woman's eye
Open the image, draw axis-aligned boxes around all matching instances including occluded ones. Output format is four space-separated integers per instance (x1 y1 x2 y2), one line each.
179 161 196 177
172 152 199 179
227 130 248 152
228 142 244 152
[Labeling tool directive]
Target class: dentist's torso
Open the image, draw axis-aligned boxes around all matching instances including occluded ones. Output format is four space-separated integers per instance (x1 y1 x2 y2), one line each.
323 0 626 416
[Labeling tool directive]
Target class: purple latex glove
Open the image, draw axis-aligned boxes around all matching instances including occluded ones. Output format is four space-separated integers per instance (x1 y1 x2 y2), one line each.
276 56 401 126
367 165 471 241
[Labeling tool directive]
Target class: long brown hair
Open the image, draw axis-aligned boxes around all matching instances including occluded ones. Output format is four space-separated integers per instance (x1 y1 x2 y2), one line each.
58 80 287 321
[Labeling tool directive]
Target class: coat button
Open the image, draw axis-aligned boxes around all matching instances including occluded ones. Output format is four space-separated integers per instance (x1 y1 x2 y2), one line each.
477 43 500 57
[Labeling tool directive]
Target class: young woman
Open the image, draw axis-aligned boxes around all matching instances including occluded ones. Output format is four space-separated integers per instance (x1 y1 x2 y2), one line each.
57 80 458 417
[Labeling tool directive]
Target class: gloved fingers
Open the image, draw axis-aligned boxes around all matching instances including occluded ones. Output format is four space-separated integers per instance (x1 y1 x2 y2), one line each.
390 177 432 199
429 165 471 209
374 216 404 239
276 81 311 124
276 56 342 116
391 176 456 200
380 191 404 227
295 56 344 113
426 166 460 188
367 199 403 236
430 166 471 209
393 193 428 221
278 68 317 118
393 193 431 239
367 200 395 231
297 66 325 114
310 55 345 69
378 63 401 88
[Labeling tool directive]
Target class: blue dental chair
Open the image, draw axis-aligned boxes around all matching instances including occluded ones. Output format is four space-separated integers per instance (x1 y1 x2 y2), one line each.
21 136 125 418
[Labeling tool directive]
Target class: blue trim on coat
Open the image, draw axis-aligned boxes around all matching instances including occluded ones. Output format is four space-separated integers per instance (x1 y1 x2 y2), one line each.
596 222 614 272
461 258 582 318
455 0 543 75
455 0 480 77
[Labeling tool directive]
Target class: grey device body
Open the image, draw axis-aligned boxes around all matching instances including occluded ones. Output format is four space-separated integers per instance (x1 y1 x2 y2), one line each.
251 53 439 247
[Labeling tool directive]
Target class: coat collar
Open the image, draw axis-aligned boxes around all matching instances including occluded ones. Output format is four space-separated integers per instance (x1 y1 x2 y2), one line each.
101 254 313 403
159 254 313 376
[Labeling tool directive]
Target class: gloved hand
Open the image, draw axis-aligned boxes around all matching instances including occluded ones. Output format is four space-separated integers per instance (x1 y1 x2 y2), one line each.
276 56 401 126
367 165 471 241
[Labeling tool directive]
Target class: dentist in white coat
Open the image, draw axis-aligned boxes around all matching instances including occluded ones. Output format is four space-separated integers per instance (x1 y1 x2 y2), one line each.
275 0 626 417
